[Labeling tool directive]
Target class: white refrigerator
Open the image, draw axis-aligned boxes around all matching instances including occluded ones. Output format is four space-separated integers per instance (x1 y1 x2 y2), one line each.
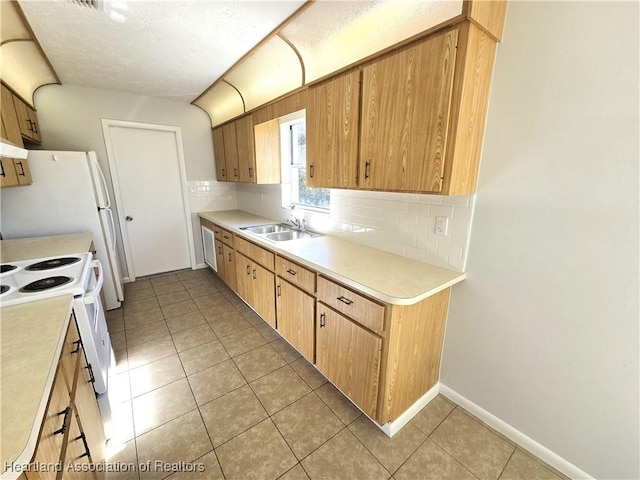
0 150 124 310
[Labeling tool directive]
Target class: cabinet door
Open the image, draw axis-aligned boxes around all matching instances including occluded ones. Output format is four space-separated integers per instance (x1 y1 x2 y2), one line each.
307 70 360 189
315 306 382 419
234 251 253 306
253 119 281 184
212 128 227 181
223 244 237 292
222 122 240 181
276 279 315 362
63 410 98 480
252 262 276 328
236 115 256 183
0 157 19 187
360 29 458 192
13 96 42 143
0 84 24 146
13 158 32 185
214 239 226 283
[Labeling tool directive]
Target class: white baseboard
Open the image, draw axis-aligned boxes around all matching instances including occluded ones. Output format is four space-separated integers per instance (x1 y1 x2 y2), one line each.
123 276 130 284
439 384 593 480
195 262 209 270
378 383 440 437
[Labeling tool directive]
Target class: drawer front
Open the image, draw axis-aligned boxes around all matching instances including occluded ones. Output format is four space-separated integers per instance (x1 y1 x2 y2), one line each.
317 276 385 333
220 228 234 247
235 236 275 271
276 256 316 294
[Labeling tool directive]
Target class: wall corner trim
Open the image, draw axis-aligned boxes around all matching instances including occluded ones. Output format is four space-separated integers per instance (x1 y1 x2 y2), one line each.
439 384 594 480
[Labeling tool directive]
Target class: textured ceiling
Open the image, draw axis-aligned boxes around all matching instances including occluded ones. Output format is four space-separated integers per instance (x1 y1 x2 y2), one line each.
18 0 306 103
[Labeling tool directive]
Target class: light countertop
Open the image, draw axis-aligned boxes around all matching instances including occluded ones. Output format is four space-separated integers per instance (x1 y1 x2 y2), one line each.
1 295 74 479
199 210 465 305
0 232 94 263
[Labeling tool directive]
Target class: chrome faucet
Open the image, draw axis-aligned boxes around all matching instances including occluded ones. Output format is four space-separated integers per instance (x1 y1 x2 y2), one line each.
288 216 306 231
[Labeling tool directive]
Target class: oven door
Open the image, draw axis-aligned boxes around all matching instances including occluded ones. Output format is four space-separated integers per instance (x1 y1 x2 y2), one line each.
75 260 112 395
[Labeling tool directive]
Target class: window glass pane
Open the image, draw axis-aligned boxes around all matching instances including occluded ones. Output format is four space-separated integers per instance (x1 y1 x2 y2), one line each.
296 167 330 208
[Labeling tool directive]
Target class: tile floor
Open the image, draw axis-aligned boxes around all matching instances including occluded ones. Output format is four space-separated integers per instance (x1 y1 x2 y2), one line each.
104 268 567 480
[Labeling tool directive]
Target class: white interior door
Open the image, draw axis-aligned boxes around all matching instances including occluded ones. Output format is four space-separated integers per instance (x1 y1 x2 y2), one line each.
102 120 195 280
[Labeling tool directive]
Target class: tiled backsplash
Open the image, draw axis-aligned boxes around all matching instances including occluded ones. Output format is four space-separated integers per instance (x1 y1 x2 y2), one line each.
237 184 475 271
188 180 238 212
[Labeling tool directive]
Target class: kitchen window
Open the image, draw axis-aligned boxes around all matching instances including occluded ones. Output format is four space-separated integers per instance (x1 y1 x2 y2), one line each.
280 115 330 210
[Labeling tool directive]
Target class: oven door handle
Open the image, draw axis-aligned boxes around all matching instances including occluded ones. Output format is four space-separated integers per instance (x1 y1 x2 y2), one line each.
84 260 104 305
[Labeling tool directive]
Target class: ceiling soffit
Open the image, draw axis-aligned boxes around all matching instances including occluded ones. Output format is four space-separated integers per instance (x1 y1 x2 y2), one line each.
194 0 465 127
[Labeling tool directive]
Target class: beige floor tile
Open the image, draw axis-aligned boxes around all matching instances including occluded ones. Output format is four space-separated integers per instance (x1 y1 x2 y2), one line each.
272 392 344 460
110 399 135 443
112 348 129 375
270 338 302 363
348 415 426 473
129 354 185 398
181 277 212 290
109 371 132 403
233 344 287 382
176 270 206 282
250 365 311 415
301 428 388 480
132 379 196 435
149 274 181 287
124 308 165 330
500 448 565 480
188 359 246 405
289 358 328 390
111 331 127 352
165 450 224 480
178 340 229 375
161 299 199 319
106 307 124 319
192 293 226 309
431 408 515 480
315 383 362 425
165 311 207 334
107 315 125 334
124 297 160 315
199 384 268 447
171 324 217 352
218 326 267 357
241 309 265 326
124 279 151 293
153 281 186 297
201 302 240 322
105 439 139 480
278 464 309 480
208 314 252 338
186 284 218 299
124 286 156 304
157 290 191 307
126 320 170 348
216 419 297 480
253 322 280 342
394 439 476 480
127 335 176 369
410 394 456 435
136 410 213 480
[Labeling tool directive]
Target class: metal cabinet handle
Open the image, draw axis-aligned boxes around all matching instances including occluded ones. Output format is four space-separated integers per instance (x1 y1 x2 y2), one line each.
252 269 257 280
1 160 5 177
286 269 297 276
86 364 95 384
246 265 251 275
337 296 353 305
71 339 82 354
221 168 226 177
248 167 253 178
309 165 314 178
319 313 326 328
15 161 25 177
30 120 38 134
54 407 70 435
228 253 232 262
364 161 371 179
26 119 34 132
223 235 230 240
218 246 223 254
233 168 238 178
277 285 281 297
75 432 91 458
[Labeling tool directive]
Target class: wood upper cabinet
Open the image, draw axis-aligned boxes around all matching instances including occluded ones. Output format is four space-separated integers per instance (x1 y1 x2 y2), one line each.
360 28 458 192
1 157 32 188
253 118 281 184
13 95 42 144
276 279 315 362
212 127 227 181
315 305 382 419
236 114 256 183
222 122 240 181
307 70 360 189
1 84 24 147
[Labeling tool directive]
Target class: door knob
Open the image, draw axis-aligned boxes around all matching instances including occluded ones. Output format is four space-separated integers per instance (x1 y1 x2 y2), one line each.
126 216 133 221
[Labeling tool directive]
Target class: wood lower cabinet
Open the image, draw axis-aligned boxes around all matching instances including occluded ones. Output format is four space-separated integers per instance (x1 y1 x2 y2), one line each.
24 315 105 480
315 305 382 419
276 279 315 362
235 251 276 328
222 244 237 291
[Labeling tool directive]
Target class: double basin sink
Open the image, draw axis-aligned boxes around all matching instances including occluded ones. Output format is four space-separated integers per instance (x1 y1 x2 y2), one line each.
240 223 322 242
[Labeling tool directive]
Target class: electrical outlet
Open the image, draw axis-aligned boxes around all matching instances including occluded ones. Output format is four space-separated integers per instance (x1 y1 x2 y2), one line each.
435 216 449 236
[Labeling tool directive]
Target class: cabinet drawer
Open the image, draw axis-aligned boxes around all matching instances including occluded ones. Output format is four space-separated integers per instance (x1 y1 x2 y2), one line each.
220 228 234 247
276 256 316 294
317 276 385 333
235 236 275 271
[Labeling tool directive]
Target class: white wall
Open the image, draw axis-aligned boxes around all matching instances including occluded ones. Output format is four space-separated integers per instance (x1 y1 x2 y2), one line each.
441 2 639 479
33 85 238 271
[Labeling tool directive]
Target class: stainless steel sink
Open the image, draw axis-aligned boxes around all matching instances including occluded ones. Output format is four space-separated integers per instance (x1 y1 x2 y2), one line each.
240 224 293 234
264 230 322 242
